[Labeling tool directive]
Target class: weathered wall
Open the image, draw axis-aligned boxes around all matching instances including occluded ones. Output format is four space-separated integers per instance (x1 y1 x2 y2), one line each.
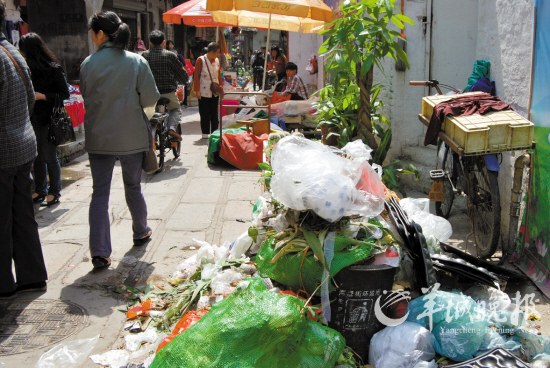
288 32 323 90
475 0 534 243
375 0 431 154
386 0 535 244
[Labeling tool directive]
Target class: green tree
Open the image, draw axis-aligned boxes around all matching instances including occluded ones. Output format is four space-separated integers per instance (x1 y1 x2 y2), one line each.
318 0 412 154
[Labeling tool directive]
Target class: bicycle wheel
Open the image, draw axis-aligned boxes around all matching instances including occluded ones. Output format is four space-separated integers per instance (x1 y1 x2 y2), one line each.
435 144 458 219
154 127 165 173
172 124 182 158
464 156 500 258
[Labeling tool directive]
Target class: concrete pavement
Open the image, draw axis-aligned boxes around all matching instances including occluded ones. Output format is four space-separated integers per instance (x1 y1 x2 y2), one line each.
0 107 263 366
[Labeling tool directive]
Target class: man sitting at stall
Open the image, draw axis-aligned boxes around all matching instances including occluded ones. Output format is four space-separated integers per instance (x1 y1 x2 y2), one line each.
143 30 188 141
282 62 309 101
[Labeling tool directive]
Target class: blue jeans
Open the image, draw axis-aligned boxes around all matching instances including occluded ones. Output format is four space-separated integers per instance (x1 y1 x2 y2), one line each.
88 153 150 258
0 161 47 292
33 123 62 196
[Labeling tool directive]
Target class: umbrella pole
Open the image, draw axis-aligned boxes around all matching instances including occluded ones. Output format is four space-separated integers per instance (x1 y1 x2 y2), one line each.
261 13 272 91
216 26 219 42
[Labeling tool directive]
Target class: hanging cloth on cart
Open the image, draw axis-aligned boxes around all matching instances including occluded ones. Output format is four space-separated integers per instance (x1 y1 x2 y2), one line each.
424 93 511 146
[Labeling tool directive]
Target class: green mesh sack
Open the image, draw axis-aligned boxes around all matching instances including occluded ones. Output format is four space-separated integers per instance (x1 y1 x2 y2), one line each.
150 278 345 368
207 124 247 165
255 236 375 295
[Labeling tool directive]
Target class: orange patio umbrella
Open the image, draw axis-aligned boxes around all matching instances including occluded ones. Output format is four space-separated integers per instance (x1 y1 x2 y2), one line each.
206 0 335 89
206 0 334 22
163 0 230 28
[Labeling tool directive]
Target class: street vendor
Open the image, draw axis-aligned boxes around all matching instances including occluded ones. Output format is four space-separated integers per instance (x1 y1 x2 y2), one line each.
282 62 309 101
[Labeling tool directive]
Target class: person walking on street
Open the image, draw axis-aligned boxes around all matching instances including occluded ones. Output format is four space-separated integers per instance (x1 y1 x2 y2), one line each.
0 0 48 298
143 31 188 141
193 42 223 139
19 33 69 207
80 11 160 270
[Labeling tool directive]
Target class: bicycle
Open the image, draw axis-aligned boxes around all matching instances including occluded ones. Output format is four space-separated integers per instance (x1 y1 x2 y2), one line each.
149 97 182 173
410 80 501 258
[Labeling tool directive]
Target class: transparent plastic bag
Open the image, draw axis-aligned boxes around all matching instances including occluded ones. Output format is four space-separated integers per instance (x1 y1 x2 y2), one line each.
36 335 99 368
400 198 452 243
270 136 385 222
341 140 373 162
369 322 436 368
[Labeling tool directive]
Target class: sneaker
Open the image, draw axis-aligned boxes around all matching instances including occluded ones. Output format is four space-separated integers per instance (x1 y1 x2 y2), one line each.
201 134 209 139
16 281 47 293
168 129 183 141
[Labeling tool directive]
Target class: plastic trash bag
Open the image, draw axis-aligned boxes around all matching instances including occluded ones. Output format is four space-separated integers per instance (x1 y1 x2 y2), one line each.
407 290 489 362
400 198 452 246
125 328 158 352
511 329 550 361
229 231 254 258
475 329 521 355
36 335 99 368
532 353 550 368
89 350 130 368
270 136 385 222
256 236 375 295
341 140 373 162
369 322 436 368
150 278 345 368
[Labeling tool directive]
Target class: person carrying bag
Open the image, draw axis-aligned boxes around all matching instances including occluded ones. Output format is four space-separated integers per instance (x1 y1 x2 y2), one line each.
193 42 223 139
48 94 75 146
19 32 70 207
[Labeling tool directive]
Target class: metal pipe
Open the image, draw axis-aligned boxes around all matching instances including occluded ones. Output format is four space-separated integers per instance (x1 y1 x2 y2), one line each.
261 13 272 91
504 153 531 260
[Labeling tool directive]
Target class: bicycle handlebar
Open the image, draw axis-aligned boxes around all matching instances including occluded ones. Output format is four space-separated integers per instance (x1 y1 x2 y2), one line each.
409 80 431 86
409 79 461 94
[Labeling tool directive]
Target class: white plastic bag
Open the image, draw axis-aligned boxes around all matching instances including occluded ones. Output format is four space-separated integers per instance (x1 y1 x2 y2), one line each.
89 349 130 368
270 136 385 222
400 198 452 243
341 140 373 162
36 335 99 368
369 322 436 368
229 231 253 258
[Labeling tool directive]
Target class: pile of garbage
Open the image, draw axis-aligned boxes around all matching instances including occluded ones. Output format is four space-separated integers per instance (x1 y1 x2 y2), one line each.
37 136 549 367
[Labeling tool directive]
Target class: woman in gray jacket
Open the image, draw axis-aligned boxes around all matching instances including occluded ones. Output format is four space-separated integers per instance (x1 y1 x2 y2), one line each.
80 11 160 270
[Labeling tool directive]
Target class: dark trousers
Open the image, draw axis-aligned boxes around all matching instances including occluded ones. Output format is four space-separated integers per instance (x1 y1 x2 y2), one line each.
89 153 150 258
198 96 219 134
33 123 62 196
0 161 48 293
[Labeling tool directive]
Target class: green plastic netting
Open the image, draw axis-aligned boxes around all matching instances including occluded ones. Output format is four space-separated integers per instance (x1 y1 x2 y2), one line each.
150 278 345 368
255 236 375 295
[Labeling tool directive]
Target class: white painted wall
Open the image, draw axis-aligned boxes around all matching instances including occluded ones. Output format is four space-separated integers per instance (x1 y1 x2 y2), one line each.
288 32 323 91
385 0 535 244
375 0 432 154
475 0 534 243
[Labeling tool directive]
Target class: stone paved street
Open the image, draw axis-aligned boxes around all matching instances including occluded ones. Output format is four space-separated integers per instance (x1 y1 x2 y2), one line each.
0 107 263 366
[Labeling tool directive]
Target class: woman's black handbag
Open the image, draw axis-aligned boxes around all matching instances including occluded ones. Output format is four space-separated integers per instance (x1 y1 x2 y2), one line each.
48 96 75 146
